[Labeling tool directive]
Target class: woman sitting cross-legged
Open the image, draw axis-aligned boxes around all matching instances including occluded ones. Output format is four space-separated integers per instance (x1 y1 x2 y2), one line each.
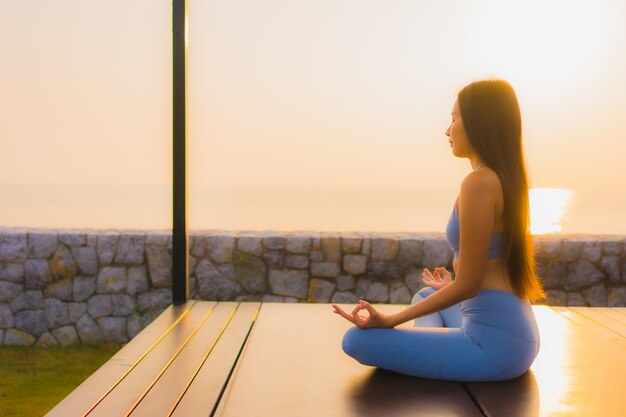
333 79 545 382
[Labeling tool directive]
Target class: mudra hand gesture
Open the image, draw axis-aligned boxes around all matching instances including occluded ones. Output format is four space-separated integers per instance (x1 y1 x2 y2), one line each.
422 267 452 290
332 300 392 329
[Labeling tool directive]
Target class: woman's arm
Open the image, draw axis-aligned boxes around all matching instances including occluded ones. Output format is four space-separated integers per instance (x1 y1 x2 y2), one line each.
386 172 496 326
333 171 498 328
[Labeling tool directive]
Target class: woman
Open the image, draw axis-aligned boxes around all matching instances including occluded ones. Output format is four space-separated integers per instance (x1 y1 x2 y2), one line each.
333 79 545 382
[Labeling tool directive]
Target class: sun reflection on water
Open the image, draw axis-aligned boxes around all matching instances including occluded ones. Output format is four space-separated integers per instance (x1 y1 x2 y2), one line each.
529 188 573 235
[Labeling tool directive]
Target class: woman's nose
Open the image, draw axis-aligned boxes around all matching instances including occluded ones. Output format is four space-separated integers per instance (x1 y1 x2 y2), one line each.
445 127 450 137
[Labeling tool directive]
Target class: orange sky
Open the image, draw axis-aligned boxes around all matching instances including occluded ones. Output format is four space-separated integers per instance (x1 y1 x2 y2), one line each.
1 0 625 233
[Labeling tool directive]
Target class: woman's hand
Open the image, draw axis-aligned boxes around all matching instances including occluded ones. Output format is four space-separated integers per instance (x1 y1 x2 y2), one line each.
422 267 453 290
332 300 393 329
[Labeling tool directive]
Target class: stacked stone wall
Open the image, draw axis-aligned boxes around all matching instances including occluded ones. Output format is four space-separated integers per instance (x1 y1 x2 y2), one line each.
1 228 625 346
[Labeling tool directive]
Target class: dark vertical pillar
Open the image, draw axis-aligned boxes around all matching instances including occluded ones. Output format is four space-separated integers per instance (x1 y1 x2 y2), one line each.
172 0 188 304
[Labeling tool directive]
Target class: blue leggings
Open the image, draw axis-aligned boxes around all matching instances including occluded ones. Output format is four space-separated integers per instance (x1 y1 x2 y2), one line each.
342 287 540 381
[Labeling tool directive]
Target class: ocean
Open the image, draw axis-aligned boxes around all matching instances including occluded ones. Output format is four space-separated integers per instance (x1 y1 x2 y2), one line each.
2 184 625 236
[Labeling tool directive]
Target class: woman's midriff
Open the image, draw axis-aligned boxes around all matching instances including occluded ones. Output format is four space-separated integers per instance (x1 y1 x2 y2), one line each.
453 258 515 294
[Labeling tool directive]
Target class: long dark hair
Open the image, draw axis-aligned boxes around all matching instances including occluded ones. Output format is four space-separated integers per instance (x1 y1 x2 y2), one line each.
458 79 545 302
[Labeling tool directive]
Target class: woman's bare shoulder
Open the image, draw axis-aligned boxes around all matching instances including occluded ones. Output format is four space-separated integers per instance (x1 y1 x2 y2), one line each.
459 168 501 204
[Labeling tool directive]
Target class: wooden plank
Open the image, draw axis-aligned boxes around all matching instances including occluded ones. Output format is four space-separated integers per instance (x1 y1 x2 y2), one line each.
112 301 199 365
467 305 626 417
211 313 257 417
44 302 196 417
170 302 261 417
550 306 618 338
87 302 215 417
129 301 240 417
569 306 626 338
612 307 626 317
215 303 482 417
462 371 539 417
594 307 626 325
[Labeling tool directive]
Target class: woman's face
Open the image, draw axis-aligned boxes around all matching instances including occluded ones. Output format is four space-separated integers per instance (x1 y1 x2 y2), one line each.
445 100 473 158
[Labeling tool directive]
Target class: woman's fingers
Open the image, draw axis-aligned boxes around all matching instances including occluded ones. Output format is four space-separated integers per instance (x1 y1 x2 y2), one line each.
422 268 436 279
346 304 363 324
420 267 452 290
422 269 435 282
332 302 376 328
422 276 436 286
359 300 377 316
428 268 444 281
358 299 369 309
332 305 356 324
355 302 375 327
434 267 451 280
352 304 365 316
358 300 391 328
334 301 391 329
332 304 347 317
422 268 443 286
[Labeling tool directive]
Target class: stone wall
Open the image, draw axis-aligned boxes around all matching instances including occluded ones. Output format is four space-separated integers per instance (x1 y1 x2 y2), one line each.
1 228 625 346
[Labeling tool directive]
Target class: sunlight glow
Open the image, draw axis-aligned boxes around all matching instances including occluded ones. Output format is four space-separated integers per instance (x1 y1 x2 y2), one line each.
530 188 573 235
469 0 608 95
531 306 574 414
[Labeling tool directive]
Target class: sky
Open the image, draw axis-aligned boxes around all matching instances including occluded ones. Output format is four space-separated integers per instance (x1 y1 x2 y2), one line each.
1 0 625 233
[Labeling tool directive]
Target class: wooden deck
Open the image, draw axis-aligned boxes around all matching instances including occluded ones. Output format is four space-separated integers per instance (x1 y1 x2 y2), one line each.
45 302 626 417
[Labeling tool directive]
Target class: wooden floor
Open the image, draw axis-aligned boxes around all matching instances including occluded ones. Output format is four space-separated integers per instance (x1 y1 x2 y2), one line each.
46 302 626 417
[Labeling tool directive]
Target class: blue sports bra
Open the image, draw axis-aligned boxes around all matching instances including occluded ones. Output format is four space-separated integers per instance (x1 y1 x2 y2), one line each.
445 204 504 260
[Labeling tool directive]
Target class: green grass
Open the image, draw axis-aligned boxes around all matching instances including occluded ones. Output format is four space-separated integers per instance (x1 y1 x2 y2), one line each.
0 344 120 417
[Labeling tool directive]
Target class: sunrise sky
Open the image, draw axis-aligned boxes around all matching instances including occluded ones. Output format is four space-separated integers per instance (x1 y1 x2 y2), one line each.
1 0 625 234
